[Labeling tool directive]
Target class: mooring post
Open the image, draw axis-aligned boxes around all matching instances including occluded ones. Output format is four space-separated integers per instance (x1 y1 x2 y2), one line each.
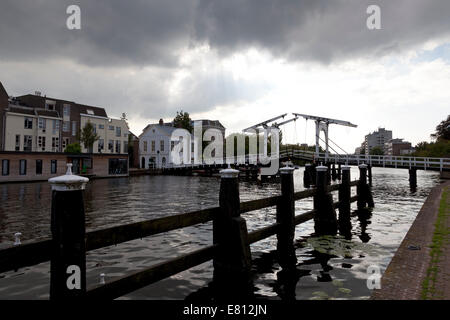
326 163 331 185
357 164 374 210
303 163 311 188
331 164 337 181
48 164 89 300
313 165 338 235
367 164 373 187
338 166 351 236
276 166 297 269
213 167 252 294
409 167 417 190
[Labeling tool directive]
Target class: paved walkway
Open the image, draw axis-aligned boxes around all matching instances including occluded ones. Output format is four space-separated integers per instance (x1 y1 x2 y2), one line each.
371 180 450 300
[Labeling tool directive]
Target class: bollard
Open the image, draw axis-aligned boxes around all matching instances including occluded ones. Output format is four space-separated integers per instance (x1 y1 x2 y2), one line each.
326 163 331 185
14 232 22 246
276 166 297 269
213 167 252 297
357 164 374 210
367 164 373 187
331 164 337 181
313 165 338 235
409 167 417 190
49 164 89 299
303 164 312 188
338 166 352 237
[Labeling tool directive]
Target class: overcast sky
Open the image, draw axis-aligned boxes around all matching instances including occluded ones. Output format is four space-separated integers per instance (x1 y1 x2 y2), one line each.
1 0 449 152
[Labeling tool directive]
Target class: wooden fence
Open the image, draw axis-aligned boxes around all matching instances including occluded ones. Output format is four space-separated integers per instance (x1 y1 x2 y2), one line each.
0 164 371 300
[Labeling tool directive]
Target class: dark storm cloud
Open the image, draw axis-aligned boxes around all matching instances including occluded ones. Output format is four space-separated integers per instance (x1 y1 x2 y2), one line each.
193 0 450 63
0 0 196 67
1 1 450 67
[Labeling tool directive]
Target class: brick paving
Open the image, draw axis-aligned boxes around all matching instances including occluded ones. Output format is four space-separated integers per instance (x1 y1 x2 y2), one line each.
371 180 450 300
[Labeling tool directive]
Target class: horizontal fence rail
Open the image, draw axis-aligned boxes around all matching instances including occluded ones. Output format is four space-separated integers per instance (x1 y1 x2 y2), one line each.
1 162 370 300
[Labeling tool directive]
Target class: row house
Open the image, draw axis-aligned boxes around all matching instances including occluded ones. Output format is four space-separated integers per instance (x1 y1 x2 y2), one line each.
0 81 129 155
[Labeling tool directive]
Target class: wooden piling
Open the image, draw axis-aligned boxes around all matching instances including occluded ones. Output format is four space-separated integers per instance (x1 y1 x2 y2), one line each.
313 165 338 235
48 164 89 300
213 168 252 294
357 164 374 210
338 166 351 236
326 163 331 185
331 164 337 181
409 167 417 190
337 163 342 180
303 164 312 188
276 166 297 269
368 164 373 187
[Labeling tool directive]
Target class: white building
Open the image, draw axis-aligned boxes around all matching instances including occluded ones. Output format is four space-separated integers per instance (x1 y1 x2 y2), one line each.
139 119 226 168
364 128 392 154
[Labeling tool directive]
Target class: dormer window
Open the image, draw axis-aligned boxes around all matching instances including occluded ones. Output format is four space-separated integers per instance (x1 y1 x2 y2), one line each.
87 109 94 115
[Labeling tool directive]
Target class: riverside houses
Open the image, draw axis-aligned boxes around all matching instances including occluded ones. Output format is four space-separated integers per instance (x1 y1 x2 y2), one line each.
139 118 226 169
0 81 129 182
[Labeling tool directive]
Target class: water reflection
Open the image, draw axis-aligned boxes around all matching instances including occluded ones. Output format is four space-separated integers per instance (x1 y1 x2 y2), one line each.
0 167 441 299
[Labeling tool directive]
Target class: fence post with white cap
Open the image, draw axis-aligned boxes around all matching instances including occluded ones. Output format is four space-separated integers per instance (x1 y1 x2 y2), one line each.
48 163 89 300
357 164 374 210
213 167 252 298
338 166 352 236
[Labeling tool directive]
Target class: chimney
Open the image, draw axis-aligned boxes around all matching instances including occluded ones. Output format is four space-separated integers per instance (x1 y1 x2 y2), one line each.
159 118 164 125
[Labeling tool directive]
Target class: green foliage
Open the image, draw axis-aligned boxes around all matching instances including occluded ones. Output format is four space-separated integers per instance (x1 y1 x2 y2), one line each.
173 110 193 133
413 140 450 158
79 121 100 153
431 115 450 141
64 142 82 154
369 146 384 155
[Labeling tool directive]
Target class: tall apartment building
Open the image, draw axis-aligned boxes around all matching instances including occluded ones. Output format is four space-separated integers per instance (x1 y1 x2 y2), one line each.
364 128 392 154
0 81 129 154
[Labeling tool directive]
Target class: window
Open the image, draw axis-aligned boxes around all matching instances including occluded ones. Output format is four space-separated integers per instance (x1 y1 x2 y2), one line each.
15 135 20 151
36 160 42 175
38 118 46 131
62 138 69 151
63 104 70 116
38 136 46 151
87 109 94 115
160 140 164 152
23 135 32 152
124 141 128 153
109 125 114 131
151 140 155 152
52 120 60 134
72 121 77 136
52 137 59 152
19 159 27 175
108 140 114 152
115 140 121 153
124 133 128 138
171 141 175 151
24 117 33 129
143 141 147 152
92 123 97 134
116 126 121 137
51 160 57 174
99 124 104 129
98 139 104 153
108 158 128 175
192 142 194 152
1 160 9 176
63 121 70 132
83 158 92 169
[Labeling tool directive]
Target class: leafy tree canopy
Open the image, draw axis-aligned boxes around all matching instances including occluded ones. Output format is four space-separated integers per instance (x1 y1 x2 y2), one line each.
79 121 100 152
64 142 82 154
369 146 384 155
173 110 193 133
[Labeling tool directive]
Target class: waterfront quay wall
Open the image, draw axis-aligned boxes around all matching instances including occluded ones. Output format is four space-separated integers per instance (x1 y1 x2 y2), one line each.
0 151 129 183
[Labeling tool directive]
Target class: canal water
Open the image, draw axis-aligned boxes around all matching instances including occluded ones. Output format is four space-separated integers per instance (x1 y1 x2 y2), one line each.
0 167 441 300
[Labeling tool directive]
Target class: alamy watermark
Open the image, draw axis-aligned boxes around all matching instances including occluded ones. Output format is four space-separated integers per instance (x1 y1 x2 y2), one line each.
366 5 381 30
366 264 381 289
169 121 280 175
66 5 81 30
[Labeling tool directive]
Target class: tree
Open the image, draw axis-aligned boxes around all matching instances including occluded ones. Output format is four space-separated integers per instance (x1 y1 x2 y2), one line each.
173 110 193 133
64 142 82 154
79 121 99 153
431 115 450 141
369 146 384 155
